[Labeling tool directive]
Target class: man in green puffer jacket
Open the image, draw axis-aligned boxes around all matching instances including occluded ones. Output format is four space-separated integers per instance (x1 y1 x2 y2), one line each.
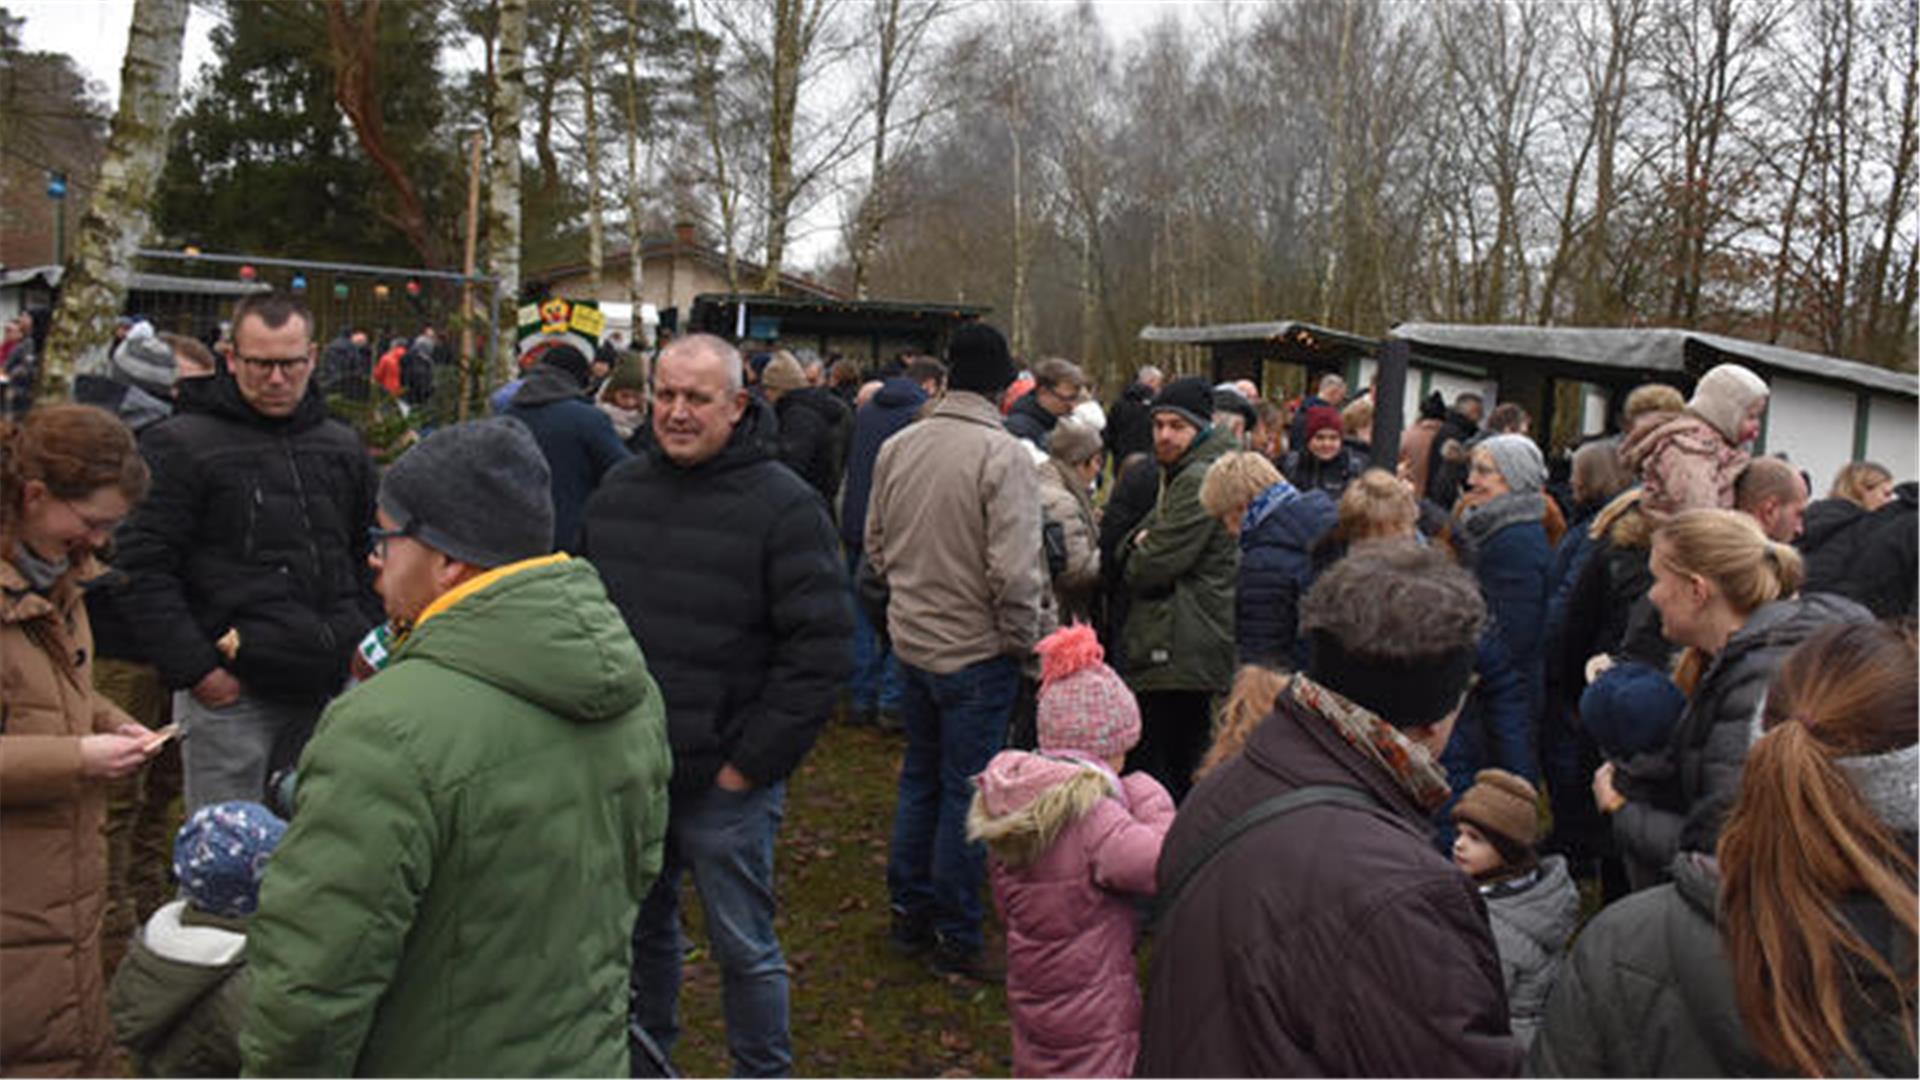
241 418 672 1077
1119 376 1239 802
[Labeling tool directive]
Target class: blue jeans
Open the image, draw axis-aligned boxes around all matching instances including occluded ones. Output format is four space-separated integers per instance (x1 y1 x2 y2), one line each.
846 549 901 710
887 656 1018 953
631 782 790 1077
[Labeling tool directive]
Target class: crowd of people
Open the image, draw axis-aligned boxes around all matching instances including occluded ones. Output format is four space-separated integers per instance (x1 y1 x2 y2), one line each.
1 291 1914 1079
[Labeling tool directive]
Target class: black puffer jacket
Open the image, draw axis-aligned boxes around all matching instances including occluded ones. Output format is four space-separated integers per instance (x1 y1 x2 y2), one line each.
1531 852 1917 1077
114 375 379 703
580 400 852 794
1613 592 1874 869
1801 486 1918 618
772 385 852 505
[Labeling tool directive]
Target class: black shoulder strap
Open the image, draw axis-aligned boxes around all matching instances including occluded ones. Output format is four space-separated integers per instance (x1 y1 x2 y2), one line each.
1154 785 1387 927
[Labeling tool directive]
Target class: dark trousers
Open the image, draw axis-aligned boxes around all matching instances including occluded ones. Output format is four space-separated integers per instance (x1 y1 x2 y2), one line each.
1126 690 1214 804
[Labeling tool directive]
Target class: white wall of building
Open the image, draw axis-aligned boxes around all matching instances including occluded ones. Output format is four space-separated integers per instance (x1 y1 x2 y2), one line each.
1865 394 1919 484
1765 376 1858 495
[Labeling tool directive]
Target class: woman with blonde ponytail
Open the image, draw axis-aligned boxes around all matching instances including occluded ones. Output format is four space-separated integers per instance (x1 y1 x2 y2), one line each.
1533 622 1917 1076
1593 509 1874 886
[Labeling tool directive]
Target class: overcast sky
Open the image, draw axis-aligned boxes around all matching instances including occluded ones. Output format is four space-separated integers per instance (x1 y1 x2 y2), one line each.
14 0 1203 102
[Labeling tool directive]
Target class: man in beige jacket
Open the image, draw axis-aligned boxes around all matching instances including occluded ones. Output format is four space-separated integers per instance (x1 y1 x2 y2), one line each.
866 322 1052 980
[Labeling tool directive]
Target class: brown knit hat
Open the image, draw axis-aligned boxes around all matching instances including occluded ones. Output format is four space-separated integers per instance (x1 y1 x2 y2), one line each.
1450 768 1539 852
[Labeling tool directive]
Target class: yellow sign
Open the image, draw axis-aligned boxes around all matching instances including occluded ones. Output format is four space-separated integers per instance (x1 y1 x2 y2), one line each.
569 304 606 339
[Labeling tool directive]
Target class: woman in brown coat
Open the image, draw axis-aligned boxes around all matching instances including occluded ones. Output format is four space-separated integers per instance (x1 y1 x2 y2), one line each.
2 404 158 1076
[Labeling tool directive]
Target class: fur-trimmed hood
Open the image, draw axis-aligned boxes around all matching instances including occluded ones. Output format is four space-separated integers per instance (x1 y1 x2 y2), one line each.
968 750 1118 867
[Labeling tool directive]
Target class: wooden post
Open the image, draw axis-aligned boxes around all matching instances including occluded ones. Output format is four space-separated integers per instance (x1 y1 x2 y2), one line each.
458 130 483 421
1371 339 1409 474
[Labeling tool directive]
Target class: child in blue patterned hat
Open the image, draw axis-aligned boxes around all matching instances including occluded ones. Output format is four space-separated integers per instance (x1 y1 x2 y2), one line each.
108 801 285 1076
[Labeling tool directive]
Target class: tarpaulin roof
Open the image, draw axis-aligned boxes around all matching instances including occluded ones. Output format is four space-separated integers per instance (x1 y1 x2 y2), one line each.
1390 322 1917 399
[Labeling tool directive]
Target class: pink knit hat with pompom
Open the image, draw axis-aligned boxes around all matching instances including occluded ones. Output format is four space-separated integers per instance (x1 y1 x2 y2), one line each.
1035 623 1141 759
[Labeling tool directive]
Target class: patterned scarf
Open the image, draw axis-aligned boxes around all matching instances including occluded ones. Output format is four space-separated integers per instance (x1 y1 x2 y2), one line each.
1240 480 1302 536
1287 673 1453 812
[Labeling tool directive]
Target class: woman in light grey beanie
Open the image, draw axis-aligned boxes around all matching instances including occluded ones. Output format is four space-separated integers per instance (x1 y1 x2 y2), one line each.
1476 434 1547 495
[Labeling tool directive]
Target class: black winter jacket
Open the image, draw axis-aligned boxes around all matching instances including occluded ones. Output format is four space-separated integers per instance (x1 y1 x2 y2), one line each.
1103 382 1154 466
1424 409 1480 507
1280 444 1369 500
1531 852 1917 1077
1003 390 1057 451
1801 486 1918 618
1138 684 1523 1077
772 385 852 505
580 400 853 794
1613 592 1874 869
114 375 379 702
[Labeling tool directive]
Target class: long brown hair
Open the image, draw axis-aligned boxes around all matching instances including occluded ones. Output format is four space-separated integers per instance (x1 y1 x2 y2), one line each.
1717 622 1918 1077
1198 665 1289 778
1 405 150 561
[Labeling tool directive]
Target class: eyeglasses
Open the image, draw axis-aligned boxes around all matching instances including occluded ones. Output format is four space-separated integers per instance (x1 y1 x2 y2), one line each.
60 498 122 536
367 523 416 560
236 355 312 374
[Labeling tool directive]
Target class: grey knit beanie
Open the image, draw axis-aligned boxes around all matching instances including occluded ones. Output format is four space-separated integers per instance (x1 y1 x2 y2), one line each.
379 417 554 568
1479 434 1546 494
111 333 177 399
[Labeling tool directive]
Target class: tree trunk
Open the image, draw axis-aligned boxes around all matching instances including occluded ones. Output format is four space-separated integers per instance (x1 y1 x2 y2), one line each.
533 17 570 196
37 0 189 403
487 0 527 382
851 0 902 301
687 0 739 291
623 0 645 309
579 0 603 293
1859 3 1916 356
760 0 809 292
323 0 443 267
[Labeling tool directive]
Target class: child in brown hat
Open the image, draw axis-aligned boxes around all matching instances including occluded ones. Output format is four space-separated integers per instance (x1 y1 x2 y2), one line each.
1450 768 1581 1049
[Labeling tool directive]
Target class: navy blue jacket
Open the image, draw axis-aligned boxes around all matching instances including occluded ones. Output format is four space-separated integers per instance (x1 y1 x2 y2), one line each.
505 365 631 552
839 378 927 550
1234 488 1338 668
1463 511 1552 725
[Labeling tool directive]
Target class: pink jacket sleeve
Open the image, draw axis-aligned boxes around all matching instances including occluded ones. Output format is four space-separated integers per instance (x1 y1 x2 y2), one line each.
1088 773 1177 897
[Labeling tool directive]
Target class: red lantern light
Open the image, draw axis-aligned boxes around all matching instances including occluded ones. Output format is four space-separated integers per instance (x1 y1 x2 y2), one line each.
405 279 421 297
238 264 257 281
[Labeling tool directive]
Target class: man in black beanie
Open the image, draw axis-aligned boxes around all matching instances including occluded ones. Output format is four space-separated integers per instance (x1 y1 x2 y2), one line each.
503 321 633 551
1116 374 1238 802
866 320 1052 979
1137 541 1521 1076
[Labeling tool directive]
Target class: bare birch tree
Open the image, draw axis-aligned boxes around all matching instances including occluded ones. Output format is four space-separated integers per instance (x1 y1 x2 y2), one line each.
577 0 603 293
848 0 949 299
622 0 645 307
487 0 526 381
37 0 189 402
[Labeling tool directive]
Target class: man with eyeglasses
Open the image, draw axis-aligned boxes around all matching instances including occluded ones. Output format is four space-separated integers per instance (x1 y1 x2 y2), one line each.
1003 356 1088 453
115 292 380 812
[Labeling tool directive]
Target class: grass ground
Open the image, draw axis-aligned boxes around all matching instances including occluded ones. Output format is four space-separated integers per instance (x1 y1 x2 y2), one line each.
669 720 1013 1078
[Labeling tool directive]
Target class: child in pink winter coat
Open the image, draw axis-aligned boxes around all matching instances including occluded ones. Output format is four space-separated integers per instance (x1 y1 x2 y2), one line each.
966 623 1176 1078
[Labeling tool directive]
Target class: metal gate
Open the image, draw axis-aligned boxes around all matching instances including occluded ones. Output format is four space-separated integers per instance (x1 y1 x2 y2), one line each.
132 248 502 431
